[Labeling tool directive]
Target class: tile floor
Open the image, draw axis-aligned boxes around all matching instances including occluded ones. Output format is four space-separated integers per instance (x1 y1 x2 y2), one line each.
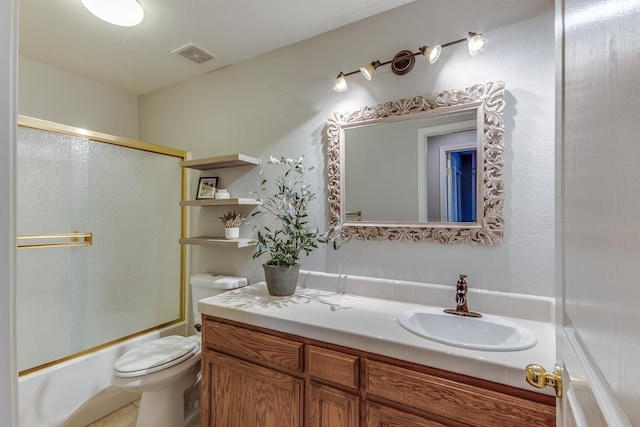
86 400 139 427
87 400 200 427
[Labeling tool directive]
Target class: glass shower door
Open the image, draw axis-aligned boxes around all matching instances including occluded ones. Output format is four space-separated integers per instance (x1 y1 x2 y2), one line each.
17 125 184 373
17 128 91 371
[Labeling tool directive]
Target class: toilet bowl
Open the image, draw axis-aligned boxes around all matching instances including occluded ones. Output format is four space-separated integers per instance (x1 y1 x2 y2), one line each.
111 274 247 427
112 335 201 427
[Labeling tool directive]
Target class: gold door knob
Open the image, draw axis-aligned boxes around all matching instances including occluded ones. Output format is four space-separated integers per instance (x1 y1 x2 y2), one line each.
525 364 562 398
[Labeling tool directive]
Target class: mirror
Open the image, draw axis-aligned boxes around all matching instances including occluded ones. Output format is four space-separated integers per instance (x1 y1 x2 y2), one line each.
326 81 505 245
344 109 479 223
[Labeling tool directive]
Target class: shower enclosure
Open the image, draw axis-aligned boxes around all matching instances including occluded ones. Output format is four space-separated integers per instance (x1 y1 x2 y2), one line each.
16 116 186 375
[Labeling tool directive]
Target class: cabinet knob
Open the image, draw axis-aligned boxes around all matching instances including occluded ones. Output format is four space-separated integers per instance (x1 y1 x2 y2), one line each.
525 364 562 398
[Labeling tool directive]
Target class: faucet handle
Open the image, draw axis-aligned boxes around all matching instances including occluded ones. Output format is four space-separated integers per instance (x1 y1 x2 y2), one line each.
444 274 482 318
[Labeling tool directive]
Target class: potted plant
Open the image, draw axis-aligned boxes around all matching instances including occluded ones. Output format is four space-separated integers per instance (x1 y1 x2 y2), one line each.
219 210 246 240
252 156 343 296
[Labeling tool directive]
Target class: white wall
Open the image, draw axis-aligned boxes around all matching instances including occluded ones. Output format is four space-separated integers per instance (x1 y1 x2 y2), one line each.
1 0 17 425
139 0 556 297
18 56 139 139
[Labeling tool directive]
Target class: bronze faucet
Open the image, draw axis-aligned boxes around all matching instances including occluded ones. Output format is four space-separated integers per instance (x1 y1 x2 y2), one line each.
444 274 482 318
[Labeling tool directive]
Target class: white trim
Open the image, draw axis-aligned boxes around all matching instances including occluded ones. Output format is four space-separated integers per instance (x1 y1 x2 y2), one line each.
564 325 632 426
441 148 449 220
416 129 427 221
420 119 477 137
0 0 18 425
566 388 589 427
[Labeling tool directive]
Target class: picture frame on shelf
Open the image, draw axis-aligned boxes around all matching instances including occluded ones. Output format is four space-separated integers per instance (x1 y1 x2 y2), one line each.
196 177 218 200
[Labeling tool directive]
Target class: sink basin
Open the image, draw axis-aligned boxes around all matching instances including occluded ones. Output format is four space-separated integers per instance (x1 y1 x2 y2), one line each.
397 307 537 351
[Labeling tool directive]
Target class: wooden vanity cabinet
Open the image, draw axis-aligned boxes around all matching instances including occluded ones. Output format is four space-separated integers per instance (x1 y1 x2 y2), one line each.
201 316 555 427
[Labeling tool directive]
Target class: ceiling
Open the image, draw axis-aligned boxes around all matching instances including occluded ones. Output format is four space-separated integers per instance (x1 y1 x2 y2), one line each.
18 0 414 95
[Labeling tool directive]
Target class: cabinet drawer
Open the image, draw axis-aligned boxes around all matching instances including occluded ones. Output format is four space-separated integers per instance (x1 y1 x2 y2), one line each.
308 346 359 389
204 320 303 372
364 360 554 427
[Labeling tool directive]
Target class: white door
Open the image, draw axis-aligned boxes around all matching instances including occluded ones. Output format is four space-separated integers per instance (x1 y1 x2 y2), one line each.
551 0 640 425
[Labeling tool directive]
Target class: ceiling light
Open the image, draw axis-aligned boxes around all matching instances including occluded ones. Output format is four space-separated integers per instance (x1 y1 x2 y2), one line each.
333 73 348 92
332 32 487 92
467 33 488 56
81 0 144 27
360 61 380 81
420 45 442 64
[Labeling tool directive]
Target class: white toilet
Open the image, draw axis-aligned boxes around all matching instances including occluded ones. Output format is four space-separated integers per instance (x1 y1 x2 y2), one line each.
111 274 247 427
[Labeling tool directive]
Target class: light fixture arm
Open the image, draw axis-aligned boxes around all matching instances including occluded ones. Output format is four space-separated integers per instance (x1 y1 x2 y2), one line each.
375 55 416 69
333 32 486 92
339 49 428 77
440 36 469 49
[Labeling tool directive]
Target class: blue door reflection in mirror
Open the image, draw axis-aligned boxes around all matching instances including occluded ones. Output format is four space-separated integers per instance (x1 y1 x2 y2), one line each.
447 149 476 222
425 129 477 223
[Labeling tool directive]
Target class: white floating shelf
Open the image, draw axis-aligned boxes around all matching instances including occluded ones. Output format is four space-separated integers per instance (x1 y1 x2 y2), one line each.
178 237 255 248
179 198 259 207
180 154 259 170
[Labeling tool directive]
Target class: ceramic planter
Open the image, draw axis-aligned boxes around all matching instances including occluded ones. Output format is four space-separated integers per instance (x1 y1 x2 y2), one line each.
262 263 300 296
224 227 239 240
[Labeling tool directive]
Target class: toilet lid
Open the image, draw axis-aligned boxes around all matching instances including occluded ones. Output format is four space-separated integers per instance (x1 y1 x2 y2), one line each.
113 335 199 378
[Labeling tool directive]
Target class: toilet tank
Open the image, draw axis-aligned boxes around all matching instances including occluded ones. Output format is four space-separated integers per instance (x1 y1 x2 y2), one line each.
190 274 248 325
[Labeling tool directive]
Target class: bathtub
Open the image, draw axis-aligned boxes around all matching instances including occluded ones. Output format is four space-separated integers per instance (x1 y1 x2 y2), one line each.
18 322 186 427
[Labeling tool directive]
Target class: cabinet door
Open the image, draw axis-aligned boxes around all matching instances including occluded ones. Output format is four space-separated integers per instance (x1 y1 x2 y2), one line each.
201 350 303 427
364 402 448 427
307 382 358 427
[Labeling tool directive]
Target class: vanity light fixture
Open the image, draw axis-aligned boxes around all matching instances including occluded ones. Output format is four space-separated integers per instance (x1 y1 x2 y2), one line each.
333 32 487 92
81 0 144 27
360 61 381 81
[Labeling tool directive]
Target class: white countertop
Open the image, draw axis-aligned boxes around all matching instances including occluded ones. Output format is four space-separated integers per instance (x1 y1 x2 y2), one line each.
199 283 555 395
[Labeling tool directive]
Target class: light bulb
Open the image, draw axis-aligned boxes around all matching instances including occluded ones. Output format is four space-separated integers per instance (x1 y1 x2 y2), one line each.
333 73 348 92
360 62 379 81
467 33 488 56
81 0 144 27
422 45 442 64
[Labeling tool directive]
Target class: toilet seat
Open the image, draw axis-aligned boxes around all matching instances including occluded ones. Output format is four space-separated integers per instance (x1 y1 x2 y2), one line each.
113 335 200 378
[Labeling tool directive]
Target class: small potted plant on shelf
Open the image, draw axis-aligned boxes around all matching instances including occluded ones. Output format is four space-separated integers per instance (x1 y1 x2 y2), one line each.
219 210 246 240
252 156 344 296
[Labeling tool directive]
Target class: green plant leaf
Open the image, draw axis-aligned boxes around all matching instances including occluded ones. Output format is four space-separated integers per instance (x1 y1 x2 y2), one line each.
251 155 344 266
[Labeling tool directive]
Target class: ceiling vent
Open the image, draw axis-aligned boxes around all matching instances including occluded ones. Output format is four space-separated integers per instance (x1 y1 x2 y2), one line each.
171 43 217 64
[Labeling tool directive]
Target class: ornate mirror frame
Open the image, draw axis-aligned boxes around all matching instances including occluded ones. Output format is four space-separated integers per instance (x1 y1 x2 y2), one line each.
326 81 505 245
